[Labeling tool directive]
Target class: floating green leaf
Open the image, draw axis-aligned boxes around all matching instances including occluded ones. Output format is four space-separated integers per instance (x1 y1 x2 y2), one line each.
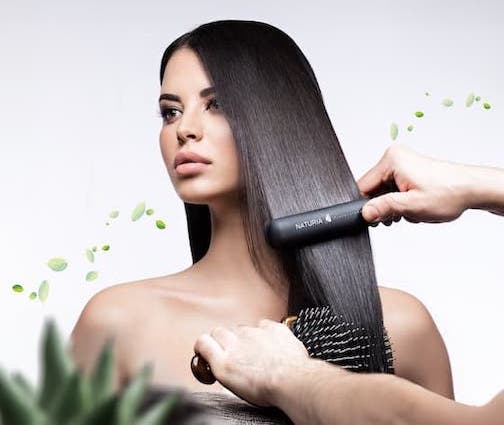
38 280 49 302
483 102 491 109
131 202 146 222
414 111 424 118
108 210 119 219
86 249 94 263
465 93 475 107
156 219 166 230
475 96 481 102
47 257 68 272
92 246 97 252
102 244 110 251
441 98 454 107
86 271 98 282
12 284 24 293
407 125 414 132
390 123 398 141
146 208 154 216
29 292 37 300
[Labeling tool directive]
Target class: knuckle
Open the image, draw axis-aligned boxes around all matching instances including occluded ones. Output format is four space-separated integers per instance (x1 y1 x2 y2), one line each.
258 318 273 328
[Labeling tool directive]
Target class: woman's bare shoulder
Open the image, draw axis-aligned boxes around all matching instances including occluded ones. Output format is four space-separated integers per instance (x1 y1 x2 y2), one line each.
72 273 186 330
378 285 454 398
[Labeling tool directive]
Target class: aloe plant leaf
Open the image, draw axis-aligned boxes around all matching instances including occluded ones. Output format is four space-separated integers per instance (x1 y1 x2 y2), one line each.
77 395 119 425
134 393 178 425
91 339 115 405
116 365 152 425
0 368 46 424
10 372 36 401
38 320 74 409
50 370 92 424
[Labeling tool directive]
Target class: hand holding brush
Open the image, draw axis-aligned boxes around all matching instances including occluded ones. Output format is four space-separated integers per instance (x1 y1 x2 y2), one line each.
191 306 394 386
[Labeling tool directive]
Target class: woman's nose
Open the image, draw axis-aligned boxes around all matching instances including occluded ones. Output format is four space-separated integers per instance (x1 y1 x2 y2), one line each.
176 111 203 145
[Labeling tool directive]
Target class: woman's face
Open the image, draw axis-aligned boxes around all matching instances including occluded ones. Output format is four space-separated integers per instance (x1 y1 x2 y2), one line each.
159 47 240 205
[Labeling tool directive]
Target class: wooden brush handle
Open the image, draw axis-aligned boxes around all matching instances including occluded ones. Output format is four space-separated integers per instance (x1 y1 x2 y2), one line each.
191 315 298 385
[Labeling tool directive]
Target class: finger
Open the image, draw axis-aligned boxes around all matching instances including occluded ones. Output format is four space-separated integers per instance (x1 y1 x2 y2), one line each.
361 191 412 223
258 318 277 328
194 333 225 368
357 150 394 197
210 326 237 348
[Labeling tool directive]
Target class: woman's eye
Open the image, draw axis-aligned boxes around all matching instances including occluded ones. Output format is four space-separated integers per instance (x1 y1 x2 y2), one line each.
158 107 180 123
206 98 220 111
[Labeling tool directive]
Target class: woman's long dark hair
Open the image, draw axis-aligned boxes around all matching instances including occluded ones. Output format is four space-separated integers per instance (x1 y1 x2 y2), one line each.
159 20 391 372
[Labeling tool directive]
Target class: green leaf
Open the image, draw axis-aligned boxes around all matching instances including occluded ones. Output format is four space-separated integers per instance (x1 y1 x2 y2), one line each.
38 320 74 410
475 95 481 102
91 339 115 406
155 220 166 230
86 271 99 282
92 246 98 252
441 98 454 107
86 249 95 263
483 102 491 109
78 395 119 425
131 202 146 222
0 368 46 424
29 291 38 300
414 111 424 118
465 93 475 107
389 123 398 141
134 393 178 425
49 370 92 424
145 209 154 216
38 280 50 303
47 257 68 272
109 210 120 219
12 284 24 293
407 125 414 132
10 372 36 401
117 365 152 425
102 244 110 251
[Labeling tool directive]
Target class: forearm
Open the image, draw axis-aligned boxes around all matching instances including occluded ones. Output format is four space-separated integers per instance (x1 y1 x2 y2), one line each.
270 359 500 425
465 164 504 216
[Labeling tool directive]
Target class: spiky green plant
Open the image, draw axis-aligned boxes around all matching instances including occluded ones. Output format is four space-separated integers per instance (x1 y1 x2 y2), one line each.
0 320 178 425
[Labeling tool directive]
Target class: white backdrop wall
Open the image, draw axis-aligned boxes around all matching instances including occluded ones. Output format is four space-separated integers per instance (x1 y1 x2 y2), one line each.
0 0 502 406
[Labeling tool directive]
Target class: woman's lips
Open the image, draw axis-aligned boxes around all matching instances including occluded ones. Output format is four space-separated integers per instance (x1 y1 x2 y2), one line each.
175 162 210 176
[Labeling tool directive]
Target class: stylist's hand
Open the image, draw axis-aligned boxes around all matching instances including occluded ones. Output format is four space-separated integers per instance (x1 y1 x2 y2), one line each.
358 144 473 224
193 320 309 407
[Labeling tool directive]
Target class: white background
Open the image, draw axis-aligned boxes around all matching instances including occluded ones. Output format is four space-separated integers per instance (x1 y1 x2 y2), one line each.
0 0 502 406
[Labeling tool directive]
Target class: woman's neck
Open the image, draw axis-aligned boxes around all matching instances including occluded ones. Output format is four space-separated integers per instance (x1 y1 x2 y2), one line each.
190 199 289 312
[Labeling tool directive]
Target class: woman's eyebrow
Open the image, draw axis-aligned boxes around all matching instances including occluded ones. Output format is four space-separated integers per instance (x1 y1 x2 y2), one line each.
158 86 215 103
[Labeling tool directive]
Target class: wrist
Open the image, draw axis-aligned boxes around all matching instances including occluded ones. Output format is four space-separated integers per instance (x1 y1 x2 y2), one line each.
268 358 351 425
464 164 504 214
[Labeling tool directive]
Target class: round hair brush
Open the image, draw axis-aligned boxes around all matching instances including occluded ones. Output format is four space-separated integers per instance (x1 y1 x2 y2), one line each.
191 306 395 385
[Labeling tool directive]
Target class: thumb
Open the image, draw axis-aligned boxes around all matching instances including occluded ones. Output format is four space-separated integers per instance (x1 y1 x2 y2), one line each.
361 191 416 222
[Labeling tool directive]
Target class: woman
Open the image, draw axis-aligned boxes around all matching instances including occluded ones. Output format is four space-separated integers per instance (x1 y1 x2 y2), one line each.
70 20 453 399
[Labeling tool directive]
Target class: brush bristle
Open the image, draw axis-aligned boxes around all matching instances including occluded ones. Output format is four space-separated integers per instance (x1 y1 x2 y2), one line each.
291 306 395 373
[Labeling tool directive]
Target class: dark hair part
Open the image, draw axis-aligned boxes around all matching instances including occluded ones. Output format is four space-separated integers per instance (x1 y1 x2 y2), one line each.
159 20 390 372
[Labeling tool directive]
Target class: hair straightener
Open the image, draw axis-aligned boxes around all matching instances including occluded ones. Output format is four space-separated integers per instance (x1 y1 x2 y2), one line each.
264 197 374 249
